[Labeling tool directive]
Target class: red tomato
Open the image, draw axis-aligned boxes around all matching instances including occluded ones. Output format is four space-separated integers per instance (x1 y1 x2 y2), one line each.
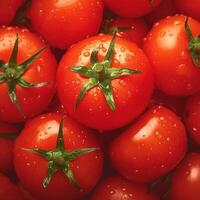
170 153 200 200
104 17 149 48
57 34 154 131
109 105 187 183
174 0 200 21
0 174 24 200
0 0 25 25
104 0 162 18
145 0 177 26
0 26 57 123
144 15 200 96
14 113 103 200
0 121 19 173
91 176 158 200
184 92 200 145
26 0 104 49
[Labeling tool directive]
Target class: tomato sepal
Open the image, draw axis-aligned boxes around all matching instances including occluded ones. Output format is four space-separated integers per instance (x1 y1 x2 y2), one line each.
23 117 98 189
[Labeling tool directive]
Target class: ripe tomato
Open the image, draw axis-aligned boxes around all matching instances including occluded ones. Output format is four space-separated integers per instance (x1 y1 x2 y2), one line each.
0 121 19 173
0 26 57 123
109 105 187 183
104 0 162 18
57 34 154 131
143 15 200 96
103 17 149 48
14 113 103 200
170 153 200 200
91 176 158 200
0 173 24 200
26 0 104 49
174 0 200 21
145 0 177 26
184 92 200 145
0 0 25 25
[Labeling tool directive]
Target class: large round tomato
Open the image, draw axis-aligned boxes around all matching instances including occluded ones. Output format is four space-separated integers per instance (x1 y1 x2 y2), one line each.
0 26 57 123
143 15 200 96
0 174 24 200
104 0 162 18
184 92 200 145
91 176 158 200
170 153 200 200
14 113 103 200
174 0 200 21
0 121 19 173
0 0 25 25
26 0 104 49
109 105 187 183
57 34 154 131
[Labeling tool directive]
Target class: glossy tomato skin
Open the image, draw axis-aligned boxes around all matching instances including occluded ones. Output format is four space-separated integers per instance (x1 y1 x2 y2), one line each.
91 176 158 200
174 0 200 21
27 0 104 49
0 174 24 200
143 15 200 96
104 0 162 18
109 105 187 183
108 17 149 48
0 0 25 25
0 26 57 123
170 153 200 200
57 34 154 131
14 113 103 200
0 121 19 173
184 92 200 145
145 0 177 26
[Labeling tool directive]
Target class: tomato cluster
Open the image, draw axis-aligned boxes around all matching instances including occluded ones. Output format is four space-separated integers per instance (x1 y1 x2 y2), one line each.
1 0 200 200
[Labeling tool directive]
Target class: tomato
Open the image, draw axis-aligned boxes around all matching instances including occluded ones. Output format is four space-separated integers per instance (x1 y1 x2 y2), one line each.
0 0 25 25
170 153 200 200
14 113 103 200
184 92 200 145
143 15 200 96
0 26 57 123
145 0 177 26
149 89 186 117
103 17 149 48
0 121 19 173
26 0 104 49
174 0 200 21
57 34 154 131
91 176 158 200
104 0 162 18
0 173 24 200
109 105 187 183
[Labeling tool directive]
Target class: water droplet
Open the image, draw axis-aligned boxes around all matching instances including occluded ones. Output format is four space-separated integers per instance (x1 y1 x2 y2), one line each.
174 21 181 25
160 31 166 37
120 47 126 52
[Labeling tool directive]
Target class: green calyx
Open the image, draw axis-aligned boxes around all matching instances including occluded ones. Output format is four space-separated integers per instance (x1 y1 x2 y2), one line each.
23 117 97 189
0 34 48 115
185 18 200 68
70 33 141 111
